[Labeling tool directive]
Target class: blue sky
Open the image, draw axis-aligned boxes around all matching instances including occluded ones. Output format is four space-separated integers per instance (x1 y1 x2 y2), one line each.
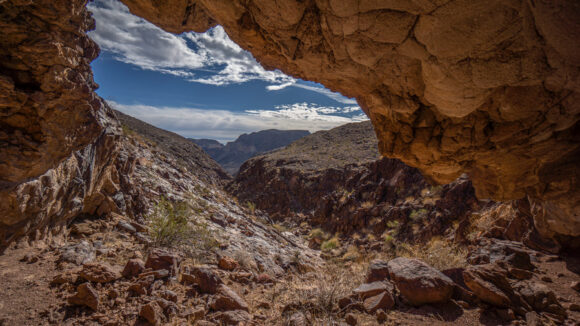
88 0 367 142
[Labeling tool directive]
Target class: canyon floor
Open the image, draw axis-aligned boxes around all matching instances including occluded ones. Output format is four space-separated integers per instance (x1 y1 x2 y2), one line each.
0 116 578 326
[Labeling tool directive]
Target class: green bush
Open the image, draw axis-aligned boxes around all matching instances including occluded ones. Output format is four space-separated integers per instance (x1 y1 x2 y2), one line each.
321 237 340 251
147 197 217 251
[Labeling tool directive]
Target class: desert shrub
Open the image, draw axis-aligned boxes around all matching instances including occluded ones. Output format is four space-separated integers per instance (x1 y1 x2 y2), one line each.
246 201 256 215
321 236 340 251
273 223 288 233
394 237 467 270
147 197 217 252
308 228 327 240
341 245 361 262
409 208 428 221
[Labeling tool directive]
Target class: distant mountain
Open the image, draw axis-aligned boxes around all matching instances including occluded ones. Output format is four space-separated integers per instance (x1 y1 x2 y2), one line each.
191 129 310 175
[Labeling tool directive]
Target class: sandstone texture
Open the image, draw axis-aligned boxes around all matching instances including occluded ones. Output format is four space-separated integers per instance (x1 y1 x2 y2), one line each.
119 0 580 239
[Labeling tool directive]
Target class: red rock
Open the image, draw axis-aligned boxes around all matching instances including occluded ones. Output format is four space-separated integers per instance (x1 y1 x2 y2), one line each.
256 273 274 284
139 301 165 325
345 313 357 325
363 291 395 313
218 256 238 271
387 257 454 306
209 284 249 311
365 260 389 283
145 249 180 276
463 264 511 307
80 262 121 283
122 258 145 278
212 310 251 325
353 281 392 299
183 266 223 294
68 283 99 311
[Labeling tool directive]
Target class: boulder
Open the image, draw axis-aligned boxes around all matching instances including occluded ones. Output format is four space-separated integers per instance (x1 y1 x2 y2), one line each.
80 262 121 283
212 310 252 325
363 291 395 313
59 241 95 265
140 301 165 325
68 283 99 310
365 260 390 283
209 284 249 312
218 256 238 271
463 264 512 307
122 258 146 278
387 257 454 306
182 266 223 294
145 249 180 276
353 281 393 300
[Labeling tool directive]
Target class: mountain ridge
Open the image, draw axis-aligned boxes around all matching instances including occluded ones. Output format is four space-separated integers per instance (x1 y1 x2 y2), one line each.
191 129 310 175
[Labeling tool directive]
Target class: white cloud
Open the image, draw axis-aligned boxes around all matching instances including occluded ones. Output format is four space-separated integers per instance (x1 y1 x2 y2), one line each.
109 101 368 142
291 83 359 105
88 0 360 105
265 81 296 91
88 0 292 86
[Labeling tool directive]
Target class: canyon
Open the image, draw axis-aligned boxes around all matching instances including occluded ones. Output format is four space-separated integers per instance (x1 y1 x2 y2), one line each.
0 0 579 325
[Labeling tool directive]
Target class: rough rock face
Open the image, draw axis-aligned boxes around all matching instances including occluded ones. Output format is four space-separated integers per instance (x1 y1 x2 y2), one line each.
119 0 580 238
0 0 115 250
229 121 480 238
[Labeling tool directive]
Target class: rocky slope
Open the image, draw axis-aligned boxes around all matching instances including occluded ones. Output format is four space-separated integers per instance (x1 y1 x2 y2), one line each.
229 121 477 239
227 120 580 325
115 110 230 186
0 109 320 325
191 129 310 175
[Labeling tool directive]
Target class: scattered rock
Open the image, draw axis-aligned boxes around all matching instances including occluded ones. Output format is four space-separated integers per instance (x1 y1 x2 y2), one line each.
256 273 274 284
365 260 389 283
569 303 580 312
122 258 146 278
183 266 222 294
209 284 249 311
212 310 252 325
218 256 238 271
139 301 165 325
51 272 78 285
345 313 357 325
287 311 309 326
541 276 553 283
376 309 388 323
516 282 566 317
80 262 121 283
463 264 512 307
571 281 580 292
70 223 94 236
145 249 180 276
156 289 178 303
117 220 136 234
387 257 454 306
68 283 99 311
59 241 95 265
353 281 392 299
363 291 395 313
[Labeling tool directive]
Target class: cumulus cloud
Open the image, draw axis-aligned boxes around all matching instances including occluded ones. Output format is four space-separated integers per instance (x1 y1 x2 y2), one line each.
110 101 368 142
88 0 359 104
88 0 292 85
